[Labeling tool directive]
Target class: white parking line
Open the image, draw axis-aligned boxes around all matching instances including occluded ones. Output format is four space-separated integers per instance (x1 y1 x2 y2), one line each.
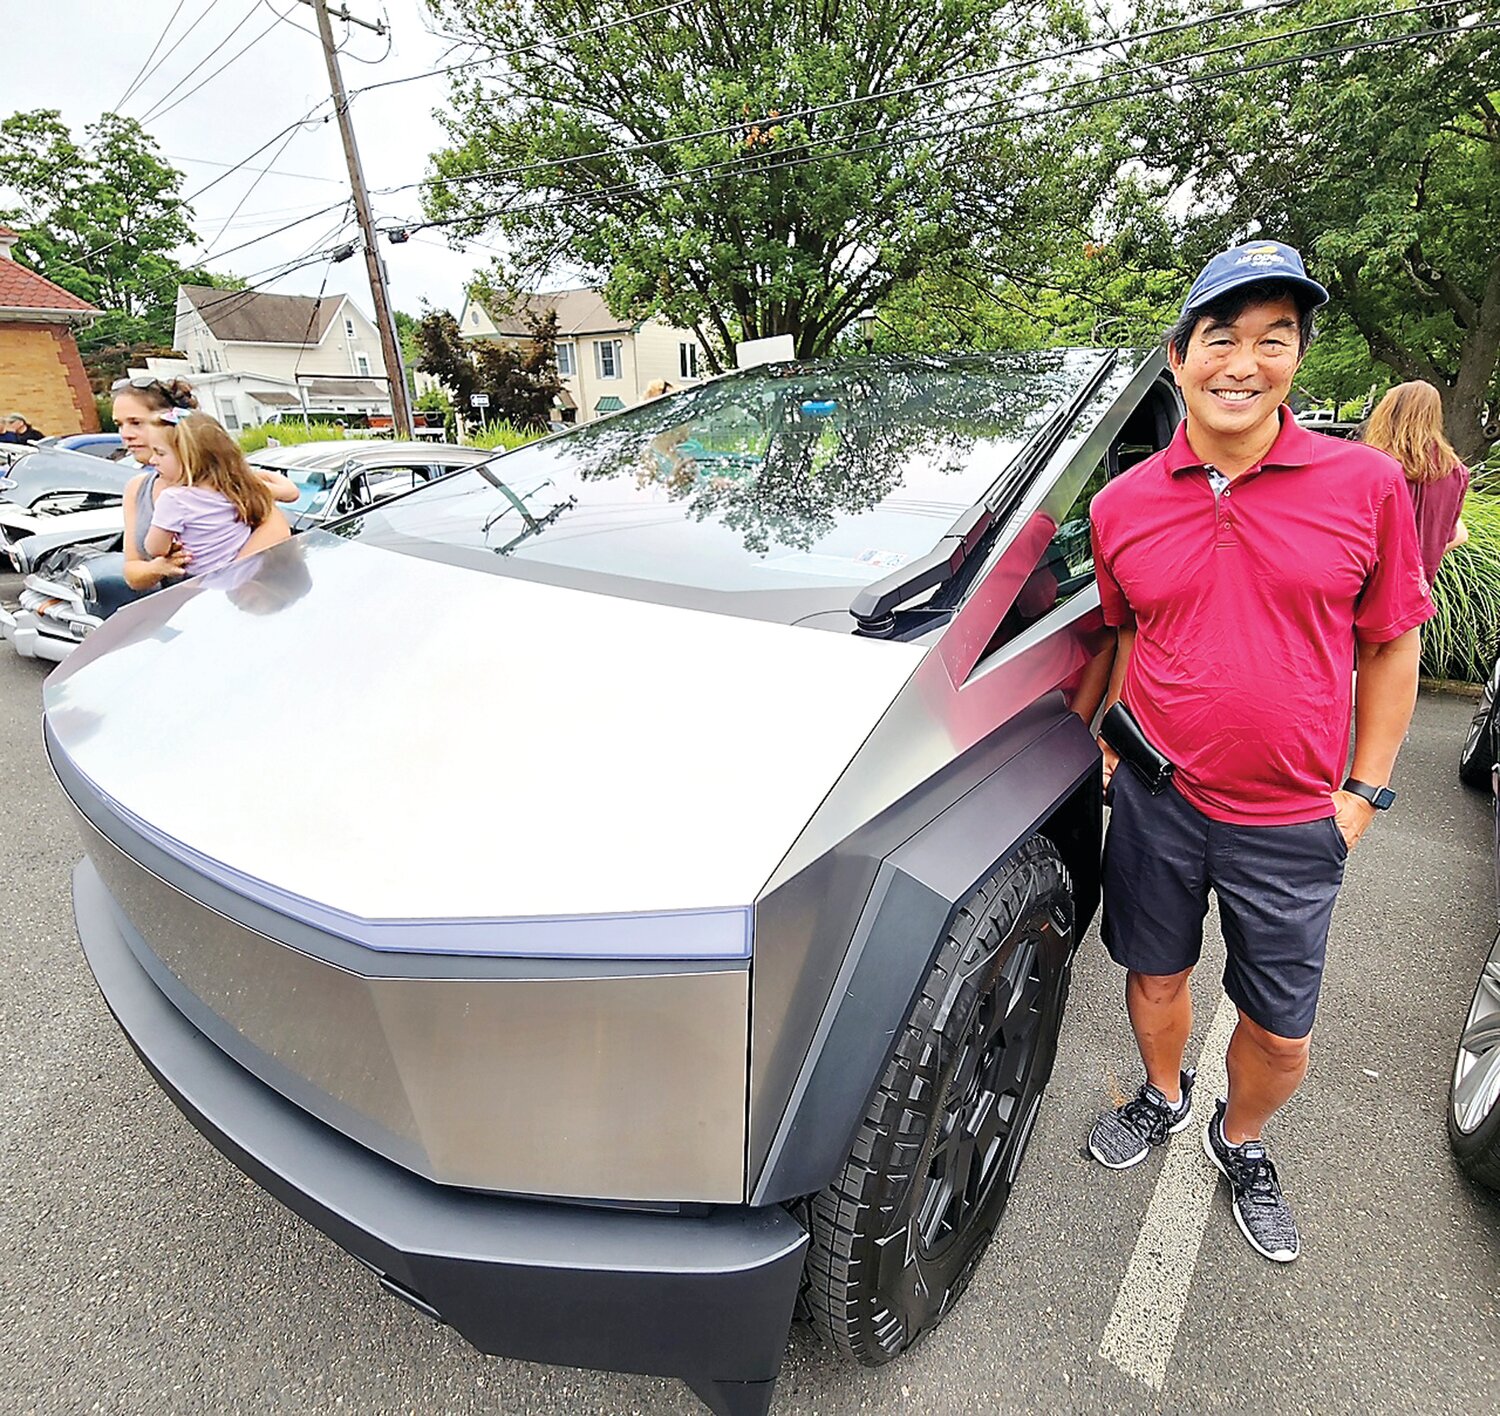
1097 991 1239 1391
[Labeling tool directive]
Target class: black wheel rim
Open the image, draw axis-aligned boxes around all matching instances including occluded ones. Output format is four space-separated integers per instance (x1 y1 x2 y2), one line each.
873 920 1054 1341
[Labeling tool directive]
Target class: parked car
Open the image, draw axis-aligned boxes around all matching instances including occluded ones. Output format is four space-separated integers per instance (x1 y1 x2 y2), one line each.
35 432 128 460
0 445 135 571
53 351 1182 1414
1459 649 1500 790
5 441 497 662
1450 651 1500 1192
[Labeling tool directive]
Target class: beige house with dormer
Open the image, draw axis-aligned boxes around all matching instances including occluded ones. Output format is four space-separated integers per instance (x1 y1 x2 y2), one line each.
172 286 391 429
456 288 705 424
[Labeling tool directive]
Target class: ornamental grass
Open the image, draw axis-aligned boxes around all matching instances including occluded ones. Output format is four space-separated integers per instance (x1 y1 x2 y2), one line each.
1423 487 1500 684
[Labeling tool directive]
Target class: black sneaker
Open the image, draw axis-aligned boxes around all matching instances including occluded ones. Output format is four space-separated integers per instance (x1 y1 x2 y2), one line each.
1087 1069 1196 1169
1202 1099 1300 1263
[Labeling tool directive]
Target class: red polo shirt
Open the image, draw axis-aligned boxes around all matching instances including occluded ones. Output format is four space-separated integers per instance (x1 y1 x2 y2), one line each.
1090 410 1433 826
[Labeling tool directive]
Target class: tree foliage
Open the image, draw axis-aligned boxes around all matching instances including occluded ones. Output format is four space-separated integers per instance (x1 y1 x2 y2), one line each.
1106 1 1500 460
0 109 205 351
415 306 563 429
422 0 1096 363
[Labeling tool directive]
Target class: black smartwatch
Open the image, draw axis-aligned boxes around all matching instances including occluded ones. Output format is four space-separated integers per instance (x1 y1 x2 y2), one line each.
1342 777 1396 810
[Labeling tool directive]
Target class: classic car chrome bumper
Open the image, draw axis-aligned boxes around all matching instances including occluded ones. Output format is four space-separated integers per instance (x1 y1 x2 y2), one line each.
6 608 79 661
74 858 807 1416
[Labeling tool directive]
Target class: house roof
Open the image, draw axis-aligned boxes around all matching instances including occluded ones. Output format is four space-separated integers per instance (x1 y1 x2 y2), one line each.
485 287 632 338
180 284 344 345
0 251 100 318
302 378 388 399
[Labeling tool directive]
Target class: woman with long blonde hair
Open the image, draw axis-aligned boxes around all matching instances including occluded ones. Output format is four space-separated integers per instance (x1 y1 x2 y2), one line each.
1361 380 1470 582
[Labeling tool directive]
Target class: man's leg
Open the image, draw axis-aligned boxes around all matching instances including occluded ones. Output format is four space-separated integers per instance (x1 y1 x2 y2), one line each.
1223 1012 1310 1144
1204 813 1344 1261
1126 966 1194 1104
1088 769 1209 1169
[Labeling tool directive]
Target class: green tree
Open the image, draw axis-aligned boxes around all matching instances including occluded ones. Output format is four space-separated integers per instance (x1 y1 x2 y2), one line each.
0 109 201 350
415 307 479 406
872 184 1191 356
415 306 562 429
423 0 1095 364
1108 1 1500 461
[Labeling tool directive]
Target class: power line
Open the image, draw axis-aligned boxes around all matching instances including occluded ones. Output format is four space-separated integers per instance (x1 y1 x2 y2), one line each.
138 4 297 126
132 0 262 121
113 0 190 112
178 107 333 208
167 152 344 185
117 0 232 112
181 199 354 267
402 12 1486 241
375 0 1314 201
198 124 309 264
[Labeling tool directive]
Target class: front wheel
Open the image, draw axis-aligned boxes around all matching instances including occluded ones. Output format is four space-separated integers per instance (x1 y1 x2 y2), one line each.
804 834 1074 1366
1459 654 1500 790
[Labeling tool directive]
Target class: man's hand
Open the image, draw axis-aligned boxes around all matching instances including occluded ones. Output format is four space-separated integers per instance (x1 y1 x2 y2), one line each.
1100 737 1120 793
1330 790 1377 851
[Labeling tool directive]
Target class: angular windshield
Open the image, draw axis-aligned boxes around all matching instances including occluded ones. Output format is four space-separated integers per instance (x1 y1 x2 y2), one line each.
339 350 1114 622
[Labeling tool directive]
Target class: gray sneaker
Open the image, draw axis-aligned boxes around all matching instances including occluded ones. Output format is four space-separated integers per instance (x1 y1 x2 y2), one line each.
1087 1069 1196 1169
1203 1098 1300 1263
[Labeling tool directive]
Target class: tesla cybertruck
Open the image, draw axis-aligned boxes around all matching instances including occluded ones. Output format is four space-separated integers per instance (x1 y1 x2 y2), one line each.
49 349 1181 1414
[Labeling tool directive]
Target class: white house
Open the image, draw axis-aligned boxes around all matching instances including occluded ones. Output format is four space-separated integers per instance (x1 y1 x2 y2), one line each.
171 286 391 428
456 288 705 424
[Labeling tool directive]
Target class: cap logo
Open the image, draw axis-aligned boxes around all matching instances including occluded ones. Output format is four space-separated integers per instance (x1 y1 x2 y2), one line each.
1235 244 1286 268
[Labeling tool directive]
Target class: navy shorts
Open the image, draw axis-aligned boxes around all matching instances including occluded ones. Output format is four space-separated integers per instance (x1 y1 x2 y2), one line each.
1101 765 1348 1038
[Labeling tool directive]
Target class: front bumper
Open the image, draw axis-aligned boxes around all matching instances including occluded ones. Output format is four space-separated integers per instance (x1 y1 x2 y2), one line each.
75 859 807 1415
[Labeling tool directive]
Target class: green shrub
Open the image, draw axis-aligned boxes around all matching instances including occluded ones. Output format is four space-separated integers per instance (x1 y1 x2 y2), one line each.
466 421 543 452
237 423 347 454
94 394 116 432
1423 489 1500 683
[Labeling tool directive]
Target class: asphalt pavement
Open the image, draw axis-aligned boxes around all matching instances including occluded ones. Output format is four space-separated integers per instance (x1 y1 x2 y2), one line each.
1 572 1496 1415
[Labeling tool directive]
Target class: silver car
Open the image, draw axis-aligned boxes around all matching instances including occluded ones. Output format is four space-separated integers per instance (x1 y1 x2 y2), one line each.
51 351 1180 1414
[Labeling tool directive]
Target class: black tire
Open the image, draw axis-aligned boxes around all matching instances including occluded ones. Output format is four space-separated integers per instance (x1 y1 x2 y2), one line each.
1448 932 1500 1191
1459 654 1500 790
804 834 1074 1365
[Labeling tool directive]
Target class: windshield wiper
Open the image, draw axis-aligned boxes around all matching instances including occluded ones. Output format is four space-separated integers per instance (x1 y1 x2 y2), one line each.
482 478 576 554
849 350 1118 636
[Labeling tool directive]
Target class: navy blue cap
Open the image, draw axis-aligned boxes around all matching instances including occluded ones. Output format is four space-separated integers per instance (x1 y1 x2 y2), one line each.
1180 240 1329 318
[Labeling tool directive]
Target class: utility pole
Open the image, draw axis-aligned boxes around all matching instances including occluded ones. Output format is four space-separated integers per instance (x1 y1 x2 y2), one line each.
301 0 413 438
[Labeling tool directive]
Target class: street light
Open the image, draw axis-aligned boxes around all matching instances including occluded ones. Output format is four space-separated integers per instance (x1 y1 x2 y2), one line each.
857 308 877 354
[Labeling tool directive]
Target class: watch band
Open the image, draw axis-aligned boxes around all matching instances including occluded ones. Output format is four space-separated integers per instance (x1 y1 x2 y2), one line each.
1342 777 1396 810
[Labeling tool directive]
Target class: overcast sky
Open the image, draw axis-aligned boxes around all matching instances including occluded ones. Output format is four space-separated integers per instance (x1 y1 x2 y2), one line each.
7 0 500 320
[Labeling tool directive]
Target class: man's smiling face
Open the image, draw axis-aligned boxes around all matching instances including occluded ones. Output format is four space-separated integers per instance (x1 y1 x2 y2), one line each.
1168 295 1304 446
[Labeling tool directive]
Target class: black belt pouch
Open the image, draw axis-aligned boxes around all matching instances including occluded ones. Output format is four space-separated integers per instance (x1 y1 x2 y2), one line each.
1100 702 1176 795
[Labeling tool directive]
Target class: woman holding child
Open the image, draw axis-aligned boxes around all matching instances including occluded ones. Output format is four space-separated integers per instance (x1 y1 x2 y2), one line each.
110 375 295 590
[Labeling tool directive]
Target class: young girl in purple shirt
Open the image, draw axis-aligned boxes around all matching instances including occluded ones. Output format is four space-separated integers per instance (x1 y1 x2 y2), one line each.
144 412 295 576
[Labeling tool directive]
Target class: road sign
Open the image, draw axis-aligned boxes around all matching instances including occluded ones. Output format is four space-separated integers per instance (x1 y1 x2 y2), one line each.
470 393 490 408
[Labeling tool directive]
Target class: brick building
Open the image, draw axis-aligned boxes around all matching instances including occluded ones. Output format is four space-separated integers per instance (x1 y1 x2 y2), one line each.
0 226 101 436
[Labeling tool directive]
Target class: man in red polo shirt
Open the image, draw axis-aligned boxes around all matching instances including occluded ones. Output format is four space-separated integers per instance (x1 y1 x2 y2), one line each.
1085 241 1432 1262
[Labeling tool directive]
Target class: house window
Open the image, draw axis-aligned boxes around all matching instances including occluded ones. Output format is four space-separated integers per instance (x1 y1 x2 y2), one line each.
471 309 480 325
356 353 371 376
594 339 622 380
556 342 576 377
216 400 240 431
679 342 699 379
344 318 355 339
